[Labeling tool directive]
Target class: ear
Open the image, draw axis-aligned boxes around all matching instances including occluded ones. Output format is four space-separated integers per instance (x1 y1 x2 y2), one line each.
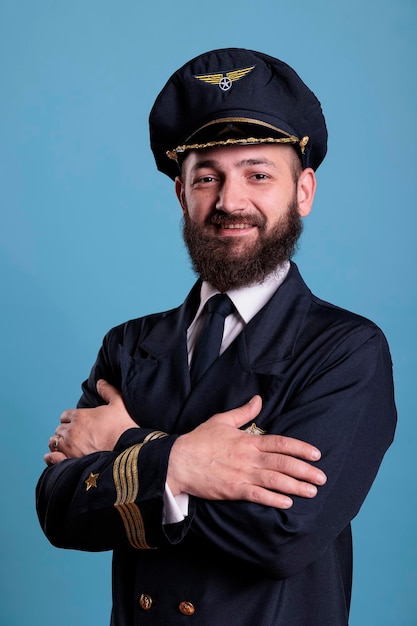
175 176 186 215
297 168 316 217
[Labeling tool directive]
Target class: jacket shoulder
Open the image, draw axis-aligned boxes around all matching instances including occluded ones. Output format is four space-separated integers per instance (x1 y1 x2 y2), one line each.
291 264 385 333
103 306 179 353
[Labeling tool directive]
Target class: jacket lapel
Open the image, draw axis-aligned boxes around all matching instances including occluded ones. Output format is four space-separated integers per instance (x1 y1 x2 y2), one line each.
243 263 312 372
119 283 199 432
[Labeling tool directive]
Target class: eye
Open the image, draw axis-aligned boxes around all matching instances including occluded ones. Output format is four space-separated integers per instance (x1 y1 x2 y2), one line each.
199 176 216 183
251 173 269 180
192 174 219 187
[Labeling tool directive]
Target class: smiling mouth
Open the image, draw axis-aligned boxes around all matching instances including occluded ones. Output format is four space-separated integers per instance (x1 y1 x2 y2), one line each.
209 213 263 230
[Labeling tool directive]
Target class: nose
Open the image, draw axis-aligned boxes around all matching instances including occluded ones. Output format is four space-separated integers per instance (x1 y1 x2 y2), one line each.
215 176 248 214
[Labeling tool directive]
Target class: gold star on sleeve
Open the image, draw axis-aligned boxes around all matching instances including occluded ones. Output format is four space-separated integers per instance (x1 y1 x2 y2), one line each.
85 472 99 491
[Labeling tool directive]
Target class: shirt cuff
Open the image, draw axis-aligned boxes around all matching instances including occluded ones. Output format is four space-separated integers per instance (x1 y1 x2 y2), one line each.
162 482 190 524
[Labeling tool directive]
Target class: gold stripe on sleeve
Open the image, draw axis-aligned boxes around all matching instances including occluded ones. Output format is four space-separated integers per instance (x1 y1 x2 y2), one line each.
113 431 168 549
143 431 168 443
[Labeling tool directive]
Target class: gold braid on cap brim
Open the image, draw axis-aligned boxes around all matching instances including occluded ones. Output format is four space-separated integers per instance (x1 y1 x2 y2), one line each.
166 135 309 161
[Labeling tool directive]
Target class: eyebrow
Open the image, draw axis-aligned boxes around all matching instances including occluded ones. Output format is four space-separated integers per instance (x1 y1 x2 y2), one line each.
191 157 278 171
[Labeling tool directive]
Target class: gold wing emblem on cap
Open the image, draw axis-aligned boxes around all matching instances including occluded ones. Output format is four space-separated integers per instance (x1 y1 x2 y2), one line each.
194 65 255 91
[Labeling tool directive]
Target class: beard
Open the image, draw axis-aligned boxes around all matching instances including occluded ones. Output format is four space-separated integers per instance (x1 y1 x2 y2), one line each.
182 197 303 292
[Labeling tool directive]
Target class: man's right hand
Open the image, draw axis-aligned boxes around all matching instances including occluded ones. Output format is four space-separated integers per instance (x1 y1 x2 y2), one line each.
44 380 138 466
167 395 327 509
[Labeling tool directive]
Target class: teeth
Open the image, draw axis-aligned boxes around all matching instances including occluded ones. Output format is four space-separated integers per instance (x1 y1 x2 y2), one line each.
222 223 252 229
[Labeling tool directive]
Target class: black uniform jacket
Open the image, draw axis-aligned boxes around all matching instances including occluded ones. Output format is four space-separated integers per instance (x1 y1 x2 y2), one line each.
36 263 396 625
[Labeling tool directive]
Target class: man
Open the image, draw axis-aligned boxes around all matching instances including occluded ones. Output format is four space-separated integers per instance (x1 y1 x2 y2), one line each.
37 48 396 625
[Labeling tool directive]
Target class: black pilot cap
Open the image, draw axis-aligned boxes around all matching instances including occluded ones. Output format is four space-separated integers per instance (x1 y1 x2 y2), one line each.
149 47 328 180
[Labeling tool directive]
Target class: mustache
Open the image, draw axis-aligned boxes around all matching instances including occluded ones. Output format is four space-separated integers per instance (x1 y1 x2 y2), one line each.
207 211 266 228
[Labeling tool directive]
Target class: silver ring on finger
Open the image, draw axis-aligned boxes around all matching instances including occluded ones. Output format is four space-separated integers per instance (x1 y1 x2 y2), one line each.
53 436 60 451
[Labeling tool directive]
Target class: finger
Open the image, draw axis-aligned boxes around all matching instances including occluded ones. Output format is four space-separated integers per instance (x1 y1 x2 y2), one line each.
254 466 322 497
235 478 320 508
213 395 263 428
237 484 294 509
48 434 63 452
60 409 76 424
256 446 327 486
96 379 122 405
258 433 323 463
44 451 68 466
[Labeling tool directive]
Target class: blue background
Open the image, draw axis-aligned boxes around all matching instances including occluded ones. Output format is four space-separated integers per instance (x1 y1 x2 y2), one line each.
1 1 416 624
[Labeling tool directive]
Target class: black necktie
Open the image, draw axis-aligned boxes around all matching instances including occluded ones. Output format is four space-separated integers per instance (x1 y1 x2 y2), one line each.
190 294 234 385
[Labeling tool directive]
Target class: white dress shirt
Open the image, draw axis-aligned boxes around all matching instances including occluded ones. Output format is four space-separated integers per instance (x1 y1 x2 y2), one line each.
163 261 291 524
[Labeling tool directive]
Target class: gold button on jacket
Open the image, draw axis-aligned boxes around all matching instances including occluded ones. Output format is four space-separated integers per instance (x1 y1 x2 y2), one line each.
139 593 153 611
179 601 195 616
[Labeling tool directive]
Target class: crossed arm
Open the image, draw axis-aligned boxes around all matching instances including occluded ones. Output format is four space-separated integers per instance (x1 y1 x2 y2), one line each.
38 323 396 579
45 379 326 510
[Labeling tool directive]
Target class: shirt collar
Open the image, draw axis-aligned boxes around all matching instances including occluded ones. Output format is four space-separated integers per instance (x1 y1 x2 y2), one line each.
197 261 291 324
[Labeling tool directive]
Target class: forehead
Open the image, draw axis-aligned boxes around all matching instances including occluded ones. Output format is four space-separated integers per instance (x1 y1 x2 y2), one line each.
181 143 298 173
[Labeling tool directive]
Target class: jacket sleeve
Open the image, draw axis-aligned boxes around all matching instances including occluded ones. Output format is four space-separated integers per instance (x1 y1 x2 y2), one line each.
180 325 396 579
36 428 181 552
36 325 184 552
